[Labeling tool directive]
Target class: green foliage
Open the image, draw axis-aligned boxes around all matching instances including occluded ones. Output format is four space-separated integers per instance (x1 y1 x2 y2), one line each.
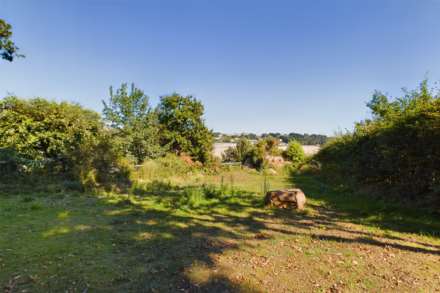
247 140 268 170
0 19 22 61
316 81 440 203
133 153 196 182
215 132 327 145
262 136 281 155
222 138 253 163
102 83 162 163
0 96 130 190
221 138 267 170
157 93 213 163
283 140 305 168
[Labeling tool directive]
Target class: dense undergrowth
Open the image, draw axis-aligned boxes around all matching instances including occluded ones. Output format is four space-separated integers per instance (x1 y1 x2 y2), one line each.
315 81 440 208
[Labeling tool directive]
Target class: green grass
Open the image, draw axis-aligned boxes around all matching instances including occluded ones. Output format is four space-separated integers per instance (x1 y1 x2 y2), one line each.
1 168 440 292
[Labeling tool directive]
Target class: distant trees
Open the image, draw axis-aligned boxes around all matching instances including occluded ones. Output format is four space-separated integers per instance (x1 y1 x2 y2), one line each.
102 84 162 163
316 80 440 201
0 19 22 61
214 132 327 145
157 93 213 163
262 132 327 145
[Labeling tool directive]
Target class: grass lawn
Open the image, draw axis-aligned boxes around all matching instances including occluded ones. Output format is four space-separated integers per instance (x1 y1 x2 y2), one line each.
1 168 440 292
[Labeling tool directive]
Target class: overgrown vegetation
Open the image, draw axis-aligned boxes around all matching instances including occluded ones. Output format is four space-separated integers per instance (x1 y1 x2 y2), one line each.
0 96 130 190
221 137 277 169
0 86 214 191
316 81 440 206
222 137 307 171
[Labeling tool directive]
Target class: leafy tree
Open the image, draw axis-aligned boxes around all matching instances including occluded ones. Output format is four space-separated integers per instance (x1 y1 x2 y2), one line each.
157 93 213 163
283 140 305 168
102 83 162 163
0 19 22 61
0 96 129 188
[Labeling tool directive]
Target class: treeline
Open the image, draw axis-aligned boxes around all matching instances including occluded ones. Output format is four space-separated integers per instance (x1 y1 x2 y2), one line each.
214 132 327 145
0 84 213 190
316 81 440 204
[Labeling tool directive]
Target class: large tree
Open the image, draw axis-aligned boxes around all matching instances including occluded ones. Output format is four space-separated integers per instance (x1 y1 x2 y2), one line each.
102 83 162 163
0 19 21 61
157 93 213 163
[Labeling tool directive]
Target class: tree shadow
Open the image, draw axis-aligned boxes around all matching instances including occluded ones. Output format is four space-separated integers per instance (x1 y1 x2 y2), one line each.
4 176 440 292
5 190 271 292
292 173 440 238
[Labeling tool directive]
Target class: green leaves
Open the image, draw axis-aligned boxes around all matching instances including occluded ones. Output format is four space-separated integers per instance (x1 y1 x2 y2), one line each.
102 83 162 163
0 19 23 62
283 140 305 168
157 93 213 163
317 80 440 200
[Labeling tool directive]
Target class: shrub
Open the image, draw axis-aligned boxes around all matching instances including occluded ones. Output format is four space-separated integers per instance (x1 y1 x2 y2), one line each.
283 140 305 169
222 138 253 163
134 153 195 182
316 81 440 203
0 96 130 190
263 136 281 156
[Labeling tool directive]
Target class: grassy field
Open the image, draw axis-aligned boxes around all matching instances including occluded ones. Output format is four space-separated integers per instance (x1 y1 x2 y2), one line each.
1 168 440 292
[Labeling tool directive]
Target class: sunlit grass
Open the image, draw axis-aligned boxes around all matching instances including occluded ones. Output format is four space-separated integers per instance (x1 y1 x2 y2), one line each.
1 169 440 292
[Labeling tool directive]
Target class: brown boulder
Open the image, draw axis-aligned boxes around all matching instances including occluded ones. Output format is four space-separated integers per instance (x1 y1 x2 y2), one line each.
264 188 306 210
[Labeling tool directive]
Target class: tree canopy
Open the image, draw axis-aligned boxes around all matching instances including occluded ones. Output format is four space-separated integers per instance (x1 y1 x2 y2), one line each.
102 83 162 163
157 93 213 163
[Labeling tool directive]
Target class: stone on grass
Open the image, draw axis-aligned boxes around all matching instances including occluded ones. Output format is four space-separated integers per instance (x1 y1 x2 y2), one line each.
264 188 306 210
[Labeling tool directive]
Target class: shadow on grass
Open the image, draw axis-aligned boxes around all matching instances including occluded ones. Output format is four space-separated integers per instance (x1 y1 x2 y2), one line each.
3 174 440 292
2 188 270 292
291 173 440 238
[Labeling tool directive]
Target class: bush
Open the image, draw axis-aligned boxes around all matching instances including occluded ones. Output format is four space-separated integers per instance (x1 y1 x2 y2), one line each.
316 81 440 204
221 138 269 170
222 138 253 163
0 97 130 190
133 154 196 182
283 140 305 169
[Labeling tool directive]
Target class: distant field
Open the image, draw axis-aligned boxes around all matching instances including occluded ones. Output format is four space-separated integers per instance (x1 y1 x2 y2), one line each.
213 143 320 158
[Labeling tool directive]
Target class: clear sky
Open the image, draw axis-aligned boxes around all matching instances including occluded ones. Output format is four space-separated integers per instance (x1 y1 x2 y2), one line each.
1 0 440 135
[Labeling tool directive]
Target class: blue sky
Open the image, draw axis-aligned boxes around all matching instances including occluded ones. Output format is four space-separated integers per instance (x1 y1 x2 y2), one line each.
1 0 440 135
